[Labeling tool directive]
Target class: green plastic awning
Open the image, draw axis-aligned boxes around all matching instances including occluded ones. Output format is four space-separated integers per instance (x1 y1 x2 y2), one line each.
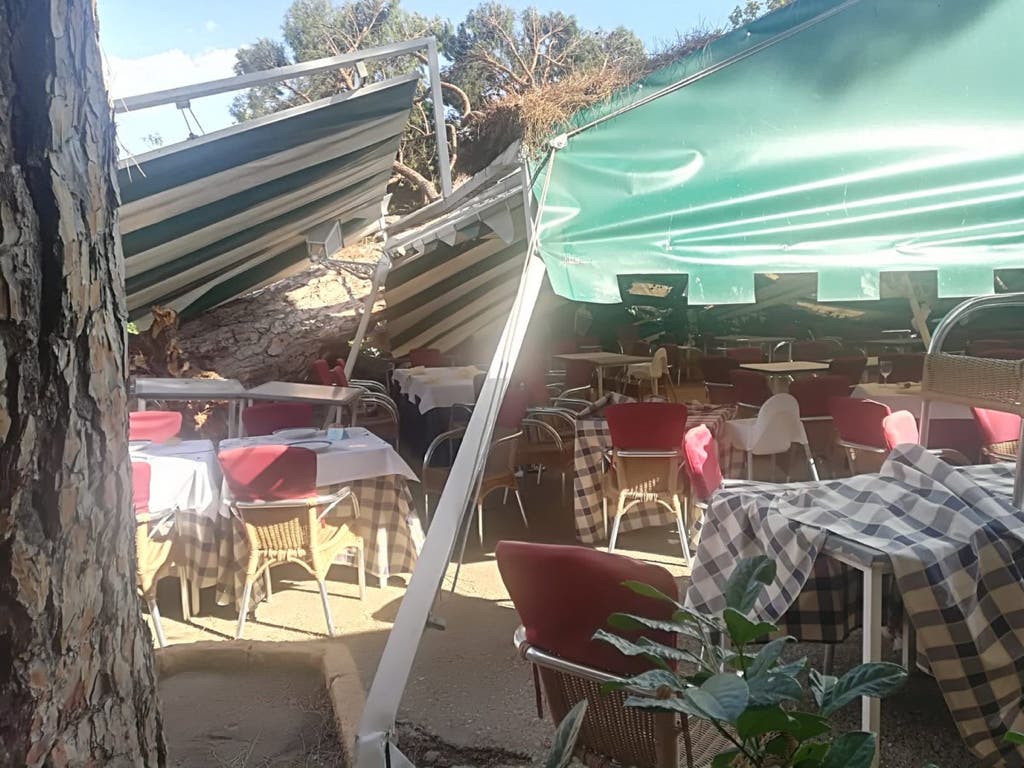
533 0 1024 305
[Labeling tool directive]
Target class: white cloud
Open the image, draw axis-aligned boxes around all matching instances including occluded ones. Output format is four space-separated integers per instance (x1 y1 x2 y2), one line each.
105 48 239 156
204 20 218 32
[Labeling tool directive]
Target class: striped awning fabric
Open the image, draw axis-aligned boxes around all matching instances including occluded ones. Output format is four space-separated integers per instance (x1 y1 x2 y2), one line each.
383 165 533 357
118 74 419 322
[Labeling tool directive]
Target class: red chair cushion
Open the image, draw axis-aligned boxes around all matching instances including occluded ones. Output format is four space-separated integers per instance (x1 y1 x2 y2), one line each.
971 407 1021 445
218 445 317 502
828 397 891 448
311 359 333 386
606 402 688 450
496 541 679 675
684 425 722 501
728 369 772 407
789 375 852 417
331 365 349 387
131 461 152 516
409 348 446 367
129 410 183 442
241 402 315 436
882 410 919 450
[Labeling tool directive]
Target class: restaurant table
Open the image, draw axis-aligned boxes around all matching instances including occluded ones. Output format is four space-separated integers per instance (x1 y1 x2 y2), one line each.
220 428 423 587
740 360 829 392
392 366 482 413
245 381 363 427
686 448 1022 767
572 399 737 543
714 334 795 361
131 439 245 608
132 377 247 437
554 352 651 397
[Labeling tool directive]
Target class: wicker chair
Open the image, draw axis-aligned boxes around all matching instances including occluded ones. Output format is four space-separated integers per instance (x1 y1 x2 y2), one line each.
971 406 1022 462
219 445 365 639
603 403 691 563
497 542 732 768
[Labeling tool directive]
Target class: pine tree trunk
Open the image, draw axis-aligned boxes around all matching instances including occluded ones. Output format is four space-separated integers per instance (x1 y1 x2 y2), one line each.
0 1 165 765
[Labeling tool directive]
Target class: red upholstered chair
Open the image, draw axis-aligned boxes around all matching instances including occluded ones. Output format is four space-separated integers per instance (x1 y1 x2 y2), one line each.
827 356 867 387
603 403 691 562
879 353 924 383
560 359 596 401
971 407 1021 462
311 358 334 386
130 410 183 443
132 461 152 517
498 542 729 767
218 445 364 638
241 402 315 436
789 375 850 474
882 410 920 450
728 369 772 412
828 397 891 475
699 355 738 404
409 347 446 367
725 346 766 364
683 424 723 504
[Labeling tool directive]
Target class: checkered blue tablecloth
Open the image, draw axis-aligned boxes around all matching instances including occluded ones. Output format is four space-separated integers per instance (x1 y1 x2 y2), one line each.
686 446 1023 766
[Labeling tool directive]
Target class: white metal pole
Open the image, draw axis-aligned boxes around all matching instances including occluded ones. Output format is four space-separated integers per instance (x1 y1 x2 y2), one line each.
426 38 453 199
354 257 547 768
346 256 391 380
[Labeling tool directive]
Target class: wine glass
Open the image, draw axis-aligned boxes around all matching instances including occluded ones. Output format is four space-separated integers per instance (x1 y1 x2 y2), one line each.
879 360 894 384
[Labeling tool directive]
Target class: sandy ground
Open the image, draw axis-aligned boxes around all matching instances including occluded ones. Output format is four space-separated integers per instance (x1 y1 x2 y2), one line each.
154 382 981 767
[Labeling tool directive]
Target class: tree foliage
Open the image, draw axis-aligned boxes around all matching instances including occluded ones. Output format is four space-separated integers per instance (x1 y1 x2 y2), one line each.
729 0 792 29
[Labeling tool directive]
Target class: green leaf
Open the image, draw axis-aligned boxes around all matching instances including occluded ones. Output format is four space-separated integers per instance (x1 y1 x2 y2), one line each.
621 580 682 608
747 671 804 707
780 712 832 741
723 608 776 646
636 637 706 666
821 731 876 768
724 556 776 614
765 734 794 758
1004 731 1024 745
746 636 794 678
736 706 792 739
694 673 749 723
809 668 837 709
544 699 587 768
710 750 742 768
820 663 907 716
619 669 685 694
792 741 830 764
607 612 695 637
591 630 671 671
672 608 723 632
774 657 809 678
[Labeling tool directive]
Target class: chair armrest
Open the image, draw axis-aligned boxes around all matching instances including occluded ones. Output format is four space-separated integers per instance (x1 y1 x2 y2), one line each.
522 418 564 452
836 439 888 454
450 403 475 420
929 448 972 466
424 427 467 465
351 378 387 395
615 449 683 459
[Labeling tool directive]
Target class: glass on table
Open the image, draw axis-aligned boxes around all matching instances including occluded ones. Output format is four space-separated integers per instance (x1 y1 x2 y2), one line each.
879 359 894 383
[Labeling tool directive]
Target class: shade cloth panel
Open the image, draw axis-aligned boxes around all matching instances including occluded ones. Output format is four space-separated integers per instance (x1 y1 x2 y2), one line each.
118 76 418 321
533 0 1024 305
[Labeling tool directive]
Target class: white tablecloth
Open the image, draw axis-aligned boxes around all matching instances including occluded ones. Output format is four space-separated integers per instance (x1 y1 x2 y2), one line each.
392 366 481 413
851 383 972 420
219 427 418 485
132 440 220 516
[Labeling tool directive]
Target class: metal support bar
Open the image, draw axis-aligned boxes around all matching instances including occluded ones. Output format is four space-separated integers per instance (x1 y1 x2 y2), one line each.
863 564 883 768
346 257 391 380
426 38 453 198
114 37 436 113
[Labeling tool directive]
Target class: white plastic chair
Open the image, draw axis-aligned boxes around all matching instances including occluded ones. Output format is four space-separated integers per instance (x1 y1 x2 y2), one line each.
626 347 669 397
723 393 819 481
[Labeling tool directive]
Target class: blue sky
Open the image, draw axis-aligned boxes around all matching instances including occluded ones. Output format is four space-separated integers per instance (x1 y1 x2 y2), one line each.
99 0 738 154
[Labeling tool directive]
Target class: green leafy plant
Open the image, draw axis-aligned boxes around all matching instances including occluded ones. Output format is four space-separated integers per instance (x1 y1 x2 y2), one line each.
592 556 907 768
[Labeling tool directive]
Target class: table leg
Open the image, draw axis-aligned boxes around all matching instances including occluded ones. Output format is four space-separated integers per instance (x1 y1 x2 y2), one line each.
597 368 605 398
901 613 917 675
376 525 389 589
138 398 147 412
862 564 883 768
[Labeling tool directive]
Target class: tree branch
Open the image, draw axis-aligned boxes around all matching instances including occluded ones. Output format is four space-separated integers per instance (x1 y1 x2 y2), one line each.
391 160 440 203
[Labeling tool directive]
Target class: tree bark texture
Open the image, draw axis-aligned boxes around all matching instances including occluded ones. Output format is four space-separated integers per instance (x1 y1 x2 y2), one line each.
0 1 165 766
173 249 384 386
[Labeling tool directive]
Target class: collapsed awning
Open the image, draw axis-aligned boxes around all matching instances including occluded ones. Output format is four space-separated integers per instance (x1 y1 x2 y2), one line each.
383 146 564 357
118 75 418 321
533 0 1024 305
